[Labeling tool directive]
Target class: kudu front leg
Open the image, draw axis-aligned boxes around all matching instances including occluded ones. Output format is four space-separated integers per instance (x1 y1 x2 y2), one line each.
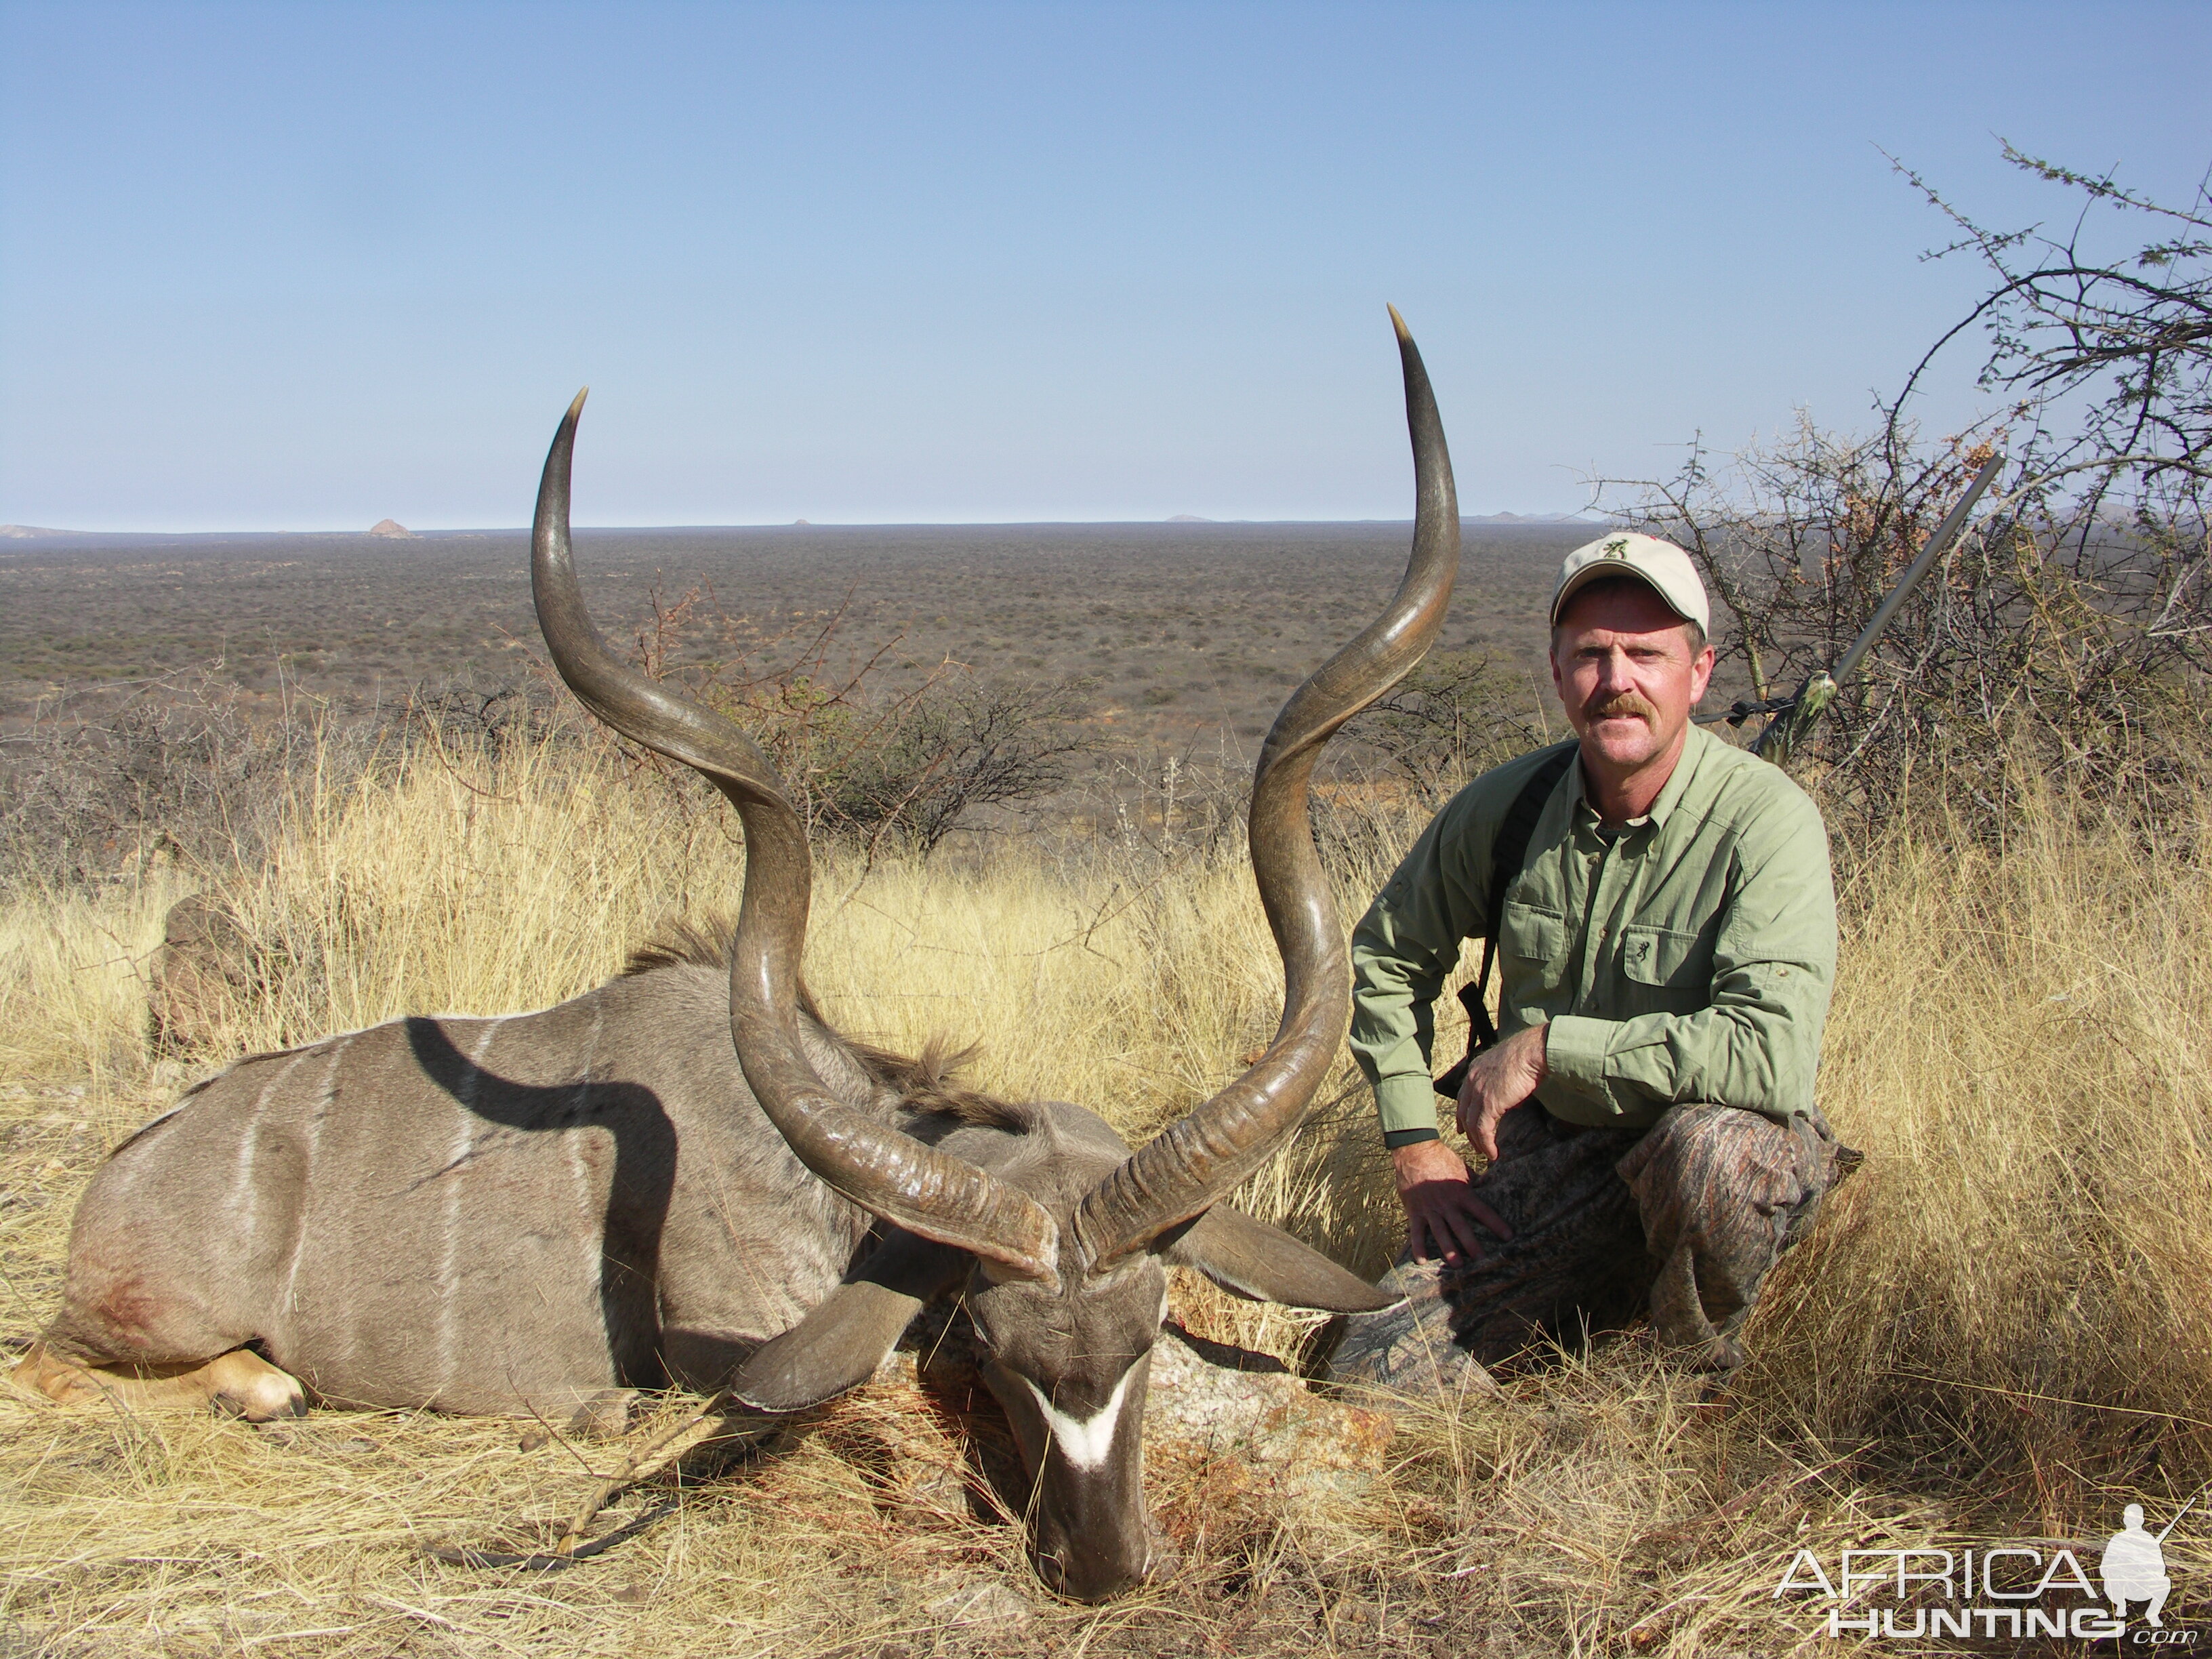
12 1343 307 1421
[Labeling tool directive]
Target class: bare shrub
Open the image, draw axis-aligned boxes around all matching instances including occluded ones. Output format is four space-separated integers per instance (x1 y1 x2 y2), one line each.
1593 151 2212 841
0 671 333 889
1340 647 1552 809
594 579 1105 855
399 681 567 752
1896 143 2212 545
1601 415 2205 842
817 671 1103 855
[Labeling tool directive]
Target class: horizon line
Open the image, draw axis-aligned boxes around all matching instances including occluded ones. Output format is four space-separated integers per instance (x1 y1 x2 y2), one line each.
1 512 1603 539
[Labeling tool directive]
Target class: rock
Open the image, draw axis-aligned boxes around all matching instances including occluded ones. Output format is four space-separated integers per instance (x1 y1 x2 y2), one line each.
367 518 415 537
922 1578 1034 1631
1315 1257 1502 1401
1143 1325 1394 1504
896 1450 975 1516
148 894 257 1055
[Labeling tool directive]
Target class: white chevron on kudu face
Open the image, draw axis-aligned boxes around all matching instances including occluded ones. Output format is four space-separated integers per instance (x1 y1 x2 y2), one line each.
1020 1363 1139 1473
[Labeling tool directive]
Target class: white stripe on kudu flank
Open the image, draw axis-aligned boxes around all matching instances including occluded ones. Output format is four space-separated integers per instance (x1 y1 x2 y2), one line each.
567 1006 605 1294
435 1018 510 1393
230 1046 314 1235
319 1034 354 1109
1020 1365 1139 1473
267 1046 327 1313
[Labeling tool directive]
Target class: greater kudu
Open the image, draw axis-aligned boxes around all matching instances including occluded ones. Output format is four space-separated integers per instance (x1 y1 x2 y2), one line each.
22 312 1460 1600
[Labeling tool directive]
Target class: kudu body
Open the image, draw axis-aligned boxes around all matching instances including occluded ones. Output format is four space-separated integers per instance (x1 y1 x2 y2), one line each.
23 315 1462 1599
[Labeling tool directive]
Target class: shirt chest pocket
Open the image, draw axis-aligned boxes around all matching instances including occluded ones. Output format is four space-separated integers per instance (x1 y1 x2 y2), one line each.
1622 923 1708 992
1496 899 1568 1000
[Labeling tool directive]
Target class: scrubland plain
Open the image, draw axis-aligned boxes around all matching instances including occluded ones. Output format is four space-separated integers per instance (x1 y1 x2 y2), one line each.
1 527 2206 1655
0 523 1580 742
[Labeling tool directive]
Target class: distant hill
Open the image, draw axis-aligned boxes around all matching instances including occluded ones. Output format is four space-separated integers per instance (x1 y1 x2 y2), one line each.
367 519 417 539
0 524 93 539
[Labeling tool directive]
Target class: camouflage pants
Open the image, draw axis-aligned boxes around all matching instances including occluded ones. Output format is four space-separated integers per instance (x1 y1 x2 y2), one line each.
1324 1103 1851 1394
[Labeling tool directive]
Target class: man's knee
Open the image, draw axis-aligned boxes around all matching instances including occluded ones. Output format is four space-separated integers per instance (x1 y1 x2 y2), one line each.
1616 1103 1850 1367
1622 1104 1842 1239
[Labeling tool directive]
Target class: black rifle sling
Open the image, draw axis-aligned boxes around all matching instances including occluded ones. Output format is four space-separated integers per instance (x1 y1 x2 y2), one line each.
1433 743 1577 1099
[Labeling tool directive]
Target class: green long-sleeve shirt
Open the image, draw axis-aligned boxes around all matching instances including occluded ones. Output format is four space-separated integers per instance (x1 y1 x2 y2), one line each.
1349 724 1837 1139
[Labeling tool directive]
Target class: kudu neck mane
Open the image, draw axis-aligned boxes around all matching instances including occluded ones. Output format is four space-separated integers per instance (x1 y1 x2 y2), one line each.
619 914 1041 1135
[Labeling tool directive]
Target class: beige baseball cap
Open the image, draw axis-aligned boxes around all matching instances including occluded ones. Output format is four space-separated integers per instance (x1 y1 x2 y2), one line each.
1550 532 1711 635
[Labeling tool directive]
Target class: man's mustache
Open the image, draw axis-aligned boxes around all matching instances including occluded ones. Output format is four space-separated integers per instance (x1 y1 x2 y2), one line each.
1585 691 1659 722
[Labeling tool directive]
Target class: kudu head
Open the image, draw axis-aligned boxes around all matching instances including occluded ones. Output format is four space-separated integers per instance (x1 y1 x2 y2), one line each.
528 310 1459 1601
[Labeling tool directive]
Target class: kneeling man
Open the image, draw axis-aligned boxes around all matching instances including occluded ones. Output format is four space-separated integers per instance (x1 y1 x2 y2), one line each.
1331 534 1849 1389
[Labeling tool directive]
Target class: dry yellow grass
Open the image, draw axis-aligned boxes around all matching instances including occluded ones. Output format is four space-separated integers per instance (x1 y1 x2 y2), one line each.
4 735 2208 1654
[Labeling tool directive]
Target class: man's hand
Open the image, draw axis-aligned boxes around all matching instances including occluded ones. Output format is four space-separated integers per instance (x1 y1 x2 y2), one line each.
1456 1021 1550 1163
1392 1138 1513 1266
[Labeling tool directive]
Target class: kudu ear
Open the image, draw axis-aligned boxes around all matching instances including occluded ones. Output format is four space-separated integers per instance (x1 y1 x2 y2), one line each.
1159 1206 1399 1313
729 1229 971 1412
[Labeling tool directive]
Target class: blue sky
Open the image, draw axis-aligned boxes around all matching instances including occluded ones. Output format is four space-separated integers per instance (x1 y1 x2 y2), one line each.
2 1 2205 530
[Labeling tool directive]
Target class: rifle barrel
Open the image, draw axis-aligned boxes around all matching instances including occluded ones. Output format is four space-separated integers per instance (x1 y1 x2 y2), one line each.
1829 453 2005 688
2155 1496 2195 1544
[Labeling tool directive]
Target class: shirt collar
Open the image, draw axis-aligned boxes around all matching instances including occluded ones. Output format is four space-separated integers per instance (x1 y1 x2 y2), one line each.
1643 722 1711 828
1569 721 1711 834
